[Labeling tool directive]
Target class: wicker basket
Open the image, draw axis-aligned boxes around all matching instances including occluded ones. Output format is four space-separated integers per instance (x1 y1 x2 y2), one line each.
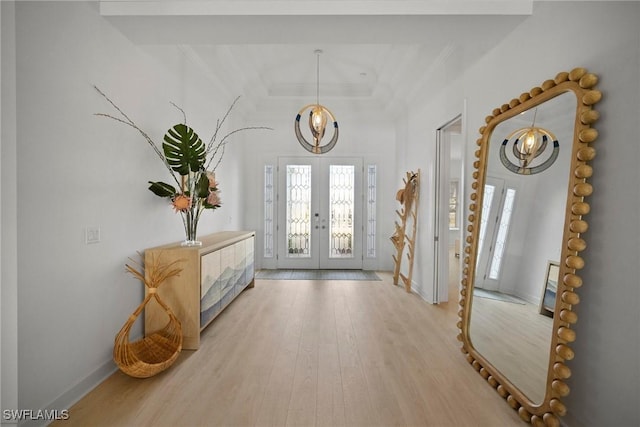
114 255 183 378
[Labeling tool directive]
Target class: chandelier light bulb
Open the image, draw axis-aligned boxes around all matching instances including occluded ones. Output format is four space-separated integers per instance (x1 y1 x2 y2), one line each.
310 106 328 140
523 129 538 154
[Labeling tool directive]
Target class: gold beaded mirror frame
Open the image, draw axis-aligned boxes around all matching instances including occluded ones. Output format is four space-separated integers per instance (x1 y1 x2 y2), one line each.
458 68 601 426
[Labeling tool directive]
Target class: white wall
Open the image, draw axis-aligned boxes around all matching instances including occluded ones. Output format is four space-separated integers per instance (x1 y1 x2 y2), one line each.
11 1 250 418
398 59 467 302
402 1 639 426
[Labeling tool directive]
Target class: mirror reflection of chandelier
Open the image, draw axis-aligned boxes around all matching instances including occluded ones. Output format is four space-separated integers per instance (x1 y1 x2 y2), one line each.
499 108 559 175
294 49 339 154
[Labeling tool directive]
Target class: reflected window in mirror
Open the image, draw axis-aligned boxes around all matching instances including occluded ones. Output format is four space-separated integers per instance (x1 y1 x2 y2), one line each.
476 181 496 266
487 187 516 282
449 180 459 230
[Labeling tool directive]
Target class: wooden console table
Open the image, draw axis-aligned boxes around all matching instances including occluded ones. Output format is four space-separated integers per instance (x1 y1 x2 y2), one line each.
144 231 255 350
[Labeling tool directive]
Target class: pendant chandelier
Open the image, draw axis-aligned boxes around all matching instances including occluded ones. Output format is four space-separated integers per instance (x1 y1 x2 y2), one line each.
294 49 339 154
499 108 559 175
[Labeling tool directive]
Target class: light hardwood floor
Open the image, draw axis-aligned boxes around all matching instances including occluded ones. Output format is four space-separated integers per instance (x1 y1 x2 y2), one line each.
54 269 524 427
470 293 553 404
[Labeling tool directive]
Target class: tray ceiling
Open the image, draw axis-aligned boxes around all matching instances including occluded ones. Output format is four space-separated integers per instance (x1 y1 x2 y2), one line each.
101 1 533 117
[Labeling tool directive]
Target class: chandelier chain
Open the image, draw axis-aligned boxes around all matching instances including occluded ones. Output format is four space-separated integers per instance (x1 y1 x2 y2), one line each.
316 50 320 105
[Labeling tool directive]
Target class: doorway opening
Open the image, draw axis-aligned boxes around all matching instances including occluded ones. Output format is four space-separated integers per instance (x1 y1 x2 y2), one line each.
434 115 464 303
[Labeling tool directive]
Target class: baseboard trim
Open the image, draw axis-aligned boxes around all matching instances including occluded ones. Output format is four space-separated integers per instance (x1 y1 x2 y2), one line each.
411 280 437 304
19 359 117 427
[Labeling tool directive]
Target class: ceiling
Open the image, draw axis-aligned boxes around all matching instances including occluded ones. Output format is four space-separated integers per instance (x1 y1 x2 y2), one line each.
101 1 533 117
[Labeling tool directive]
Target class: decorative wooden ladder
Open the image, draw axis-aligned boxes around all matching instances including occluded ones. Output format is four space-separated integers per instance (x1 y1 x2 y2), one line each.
391 170 420 292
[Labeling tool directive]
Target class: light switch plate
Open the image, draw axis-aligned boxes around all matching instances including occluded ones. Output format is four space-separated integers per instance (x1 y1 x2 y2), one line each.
86 226 101 244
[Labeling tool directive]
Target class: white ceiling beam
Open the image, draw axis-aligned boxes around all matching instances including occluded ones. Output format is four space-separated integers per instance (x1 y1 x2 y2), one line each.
100 1 533 17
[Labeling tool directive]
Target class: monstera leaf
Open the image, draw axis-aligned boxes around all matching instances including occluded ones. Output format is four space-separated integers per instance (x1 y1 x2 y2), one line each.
195 173 210 199
148 181 177 198
163 123 206 175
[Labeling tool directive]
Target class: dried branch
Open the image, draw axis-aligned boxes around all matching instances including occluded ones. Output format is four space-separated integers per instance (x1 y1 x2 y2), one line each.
93 85 182 189
205 126 272 172
95 86 272 191
125 252 183 289
170 102 187 125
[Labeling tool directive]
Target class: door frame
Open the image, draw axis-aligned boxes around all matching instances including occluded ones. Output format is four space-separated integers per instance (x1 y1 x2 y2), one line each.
433 113 464 303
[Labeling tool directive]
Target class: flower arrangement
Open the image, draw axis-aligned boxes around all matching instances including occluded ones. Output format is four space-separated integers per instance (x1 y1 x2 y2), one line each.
94 86 268 245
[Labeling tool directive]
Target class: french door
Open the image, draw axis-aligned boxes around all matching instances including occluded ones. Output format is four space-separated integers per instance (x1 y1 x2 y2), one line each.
476 177 517 291
277 157 363 269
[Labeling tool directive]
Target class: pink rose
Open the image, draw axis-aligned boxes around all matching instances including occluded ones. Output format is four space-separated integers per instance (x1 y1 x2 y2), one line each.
207 190 221 206
206 172 217 189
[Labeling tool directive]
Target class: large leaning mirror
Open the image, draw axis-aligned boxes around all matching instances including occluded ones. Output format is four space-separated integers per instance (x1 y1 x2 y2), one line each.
458 68 601 426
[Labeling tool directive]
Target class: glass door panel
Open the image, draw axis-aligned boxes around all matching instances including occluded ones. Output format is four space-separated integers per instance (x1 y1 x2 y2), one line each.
477 182 497 267
329 164 355 258
488 187 516 279
476 176 517 290
285 165 312 257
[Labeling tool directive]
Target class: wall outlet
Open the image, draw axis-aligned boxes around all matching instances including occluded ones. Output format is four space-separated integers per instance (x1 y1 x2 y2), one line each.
86 226 101 244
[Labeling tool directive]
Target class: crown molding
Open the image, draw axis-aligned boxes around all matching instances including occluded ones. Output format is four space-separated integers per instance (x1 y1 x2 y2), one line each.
100 1 533 17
